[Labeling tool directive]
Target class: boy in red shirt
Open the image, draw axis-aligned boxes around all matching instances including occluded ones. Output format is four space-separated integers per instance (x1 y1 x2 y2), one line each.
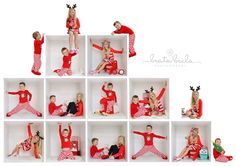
112 21 136 57
58 123 75 161
32 31 44 75
132 125 168 160
48 95 66 116
54 47 77 76
90 138 105 159
130 95 148 118
6 82 42 117
213 138 233 162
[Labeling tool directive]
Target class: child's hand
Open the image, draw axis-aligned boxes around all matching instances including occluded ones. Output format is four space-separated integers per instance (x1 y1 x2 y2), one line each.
121 48 124 53
164 81 167 87
90 38 93 44
165 136 168 140
111 32 114 35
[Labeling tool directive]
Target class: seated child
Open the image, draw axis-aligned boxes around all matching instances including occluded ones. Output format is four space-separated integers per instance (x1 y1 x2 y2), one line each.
54 47 77 76
48 95 66 116
130 95 148 118
66 93 83 116
90 138 105 159
213 138 233 162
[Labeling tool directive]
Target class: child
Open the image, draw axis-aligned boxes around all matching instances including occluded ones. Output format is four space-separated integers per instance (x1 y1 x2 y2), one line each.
58 123 75 161
183 86 203 119
112 21 136 57
48 95 66 116
175 128 203 161
130 95 148 118
66 93 84 116
8 123 44 159
54 47 77 76
95 82 117 116
6 82 42 117
66 4 80 52
132 125 168 160
32 31 44 75
213 138 233 162
90 138 105 159
90 39 123 75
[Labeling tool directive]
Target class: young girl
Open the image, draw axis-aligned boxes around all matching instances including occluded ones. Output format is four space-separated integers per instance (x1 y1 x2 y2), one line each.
183 86 203 119
66 4 80 52
58 123 75 161
213 138 233 162
175 128 203 161
101 136 125 160
90 39 123 75
8 123 44 159
66 93 84 116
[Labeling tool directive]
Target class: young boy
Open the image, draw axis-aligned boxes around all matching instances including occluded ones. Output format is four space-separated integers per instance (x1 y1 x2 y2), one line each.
213 138 233 162
112 21 136 57
6 82 42 117
90 138 105 159
54 47 77 76
58 123 75 161
130 95 148 118
132 125 168 160
48 95 66 116
99 82 117 115
32 31 44 75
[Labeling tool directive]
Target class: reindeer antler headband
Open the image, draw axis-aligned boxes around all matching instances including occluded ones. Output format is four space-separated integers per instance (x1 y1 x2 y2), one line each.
190 86 200 92
66 4 77 9
36 131 44 140
145 86 154 93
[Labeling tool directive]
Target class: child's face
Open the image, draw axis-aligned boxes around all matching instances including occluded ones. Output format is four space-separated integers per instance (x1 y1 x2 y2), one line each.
19 84 25 91
93 140 98 146
36 33 41 40
69 9 75 17
149 92 155 99
107 85 113 90
193 92 199 100
50 97 56 103
32 135 40 143
192 129 199 136
77 94 82 101
132 97 139 104
146 126 152 133
215 139 221 146
103 41 109 49
62 49 69 56
114 23 122 30
62 130 69 137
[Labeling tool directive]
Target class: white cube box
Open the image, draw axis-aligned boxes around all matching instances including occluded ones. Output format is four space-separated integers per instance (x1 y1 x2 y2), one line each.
87 78 128 119
4 121 44 162
46 78 86 119
129 78 169 119
87 35 128 76
87 121 128 162
4 78 44 119
46 121 86 162
46 35 85 76
130 121 169 162
171 121 211 162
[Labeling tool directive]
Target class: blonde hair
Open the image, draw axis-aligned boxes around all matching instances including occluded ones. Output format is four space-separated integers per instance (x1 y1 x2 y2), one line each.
149 92 157 111
76 93 83 101
102 40 111 55
67 8 77 27
118 135 125 146
191 91 199 109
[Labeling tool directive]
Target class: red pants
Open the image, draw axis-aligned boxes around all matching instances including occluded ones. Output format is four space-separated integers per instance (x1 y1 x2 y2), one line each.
92 151 104 159
32 53 41 71
58 150 75 161
51 107 64 116
129 34 135 54
132 145 166 159
7 102 41 116
100 98 115 114
134 106 146 118
215 155 233 162
54 68 72 76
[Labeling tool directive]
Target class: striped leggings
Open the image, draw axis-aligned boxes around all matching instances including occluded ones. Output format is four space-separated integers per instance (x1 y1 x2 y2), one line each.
7 102 41 116
58 150 75 161
132 145 166 158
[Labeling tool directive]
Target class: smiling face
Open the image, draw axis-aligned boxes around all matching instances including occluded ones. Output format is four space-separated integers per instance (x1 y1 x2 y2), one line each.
36 33 41 40
93 139 98 146
146 126 152 133
62 49 69 56
69 9 75 18
19 83 25 91
62 129 69 137
193 91 199 101
32 135 40 143
50 96 56 103
132 97 139 104
107 84 113 90
103 41 110 50
114 22 122 30
215 139 221 146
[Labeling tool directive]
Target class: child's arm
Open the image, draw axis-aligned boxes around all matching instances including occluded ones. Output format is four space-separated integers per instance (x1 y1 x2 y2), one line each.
8 91 19 95
97 147 104 152
92 43 103 51
58 123 63 139
113 145 125 159
27 123 33 139
75 18 80 29
69 51 77 57
114 92 117 103
66 19 71 28
156 88 166 100
55 104 63 109
133 131 145 136
68 123 72 138
196 99 203 118
101 84 108 93
153 133 167 140
27 90 32 101
110 48 123 54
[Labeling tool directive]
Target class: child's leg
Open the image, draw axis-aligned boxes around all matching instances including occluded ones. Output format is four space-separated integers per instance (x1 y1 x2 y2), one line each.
69 31 74 50
107 101 115 114
32 54 42 72
51 107 64 116
177 147 191 159
74 32 79 50
134 106 146 118
55 68 66 76
216 155 229 162
100 98 108 113
93 151 104 159
24 103 42 116
149 145 167 159
58 151 67 161
66 68 72 76
97 62 109 73
8 145 21 157
6 103 25 116
64 150 75 160
129 34 136 56
132 146 149 158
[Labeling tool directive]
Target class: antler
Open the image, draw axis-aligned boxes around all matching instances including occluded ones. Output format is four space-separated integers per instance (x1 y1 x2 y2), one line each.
190 86 195 91
72 4 77 9
145 90 150 93
150 86 154 92
196 86 200 91
66 4 71 9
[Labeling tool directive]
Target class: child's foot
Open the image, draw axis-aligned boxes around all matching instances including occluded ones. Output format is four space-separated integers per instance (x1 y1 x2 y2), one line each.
53 69 60 73
173 156 182 161
129 52 136 57
6 113 11 117
101 155 109 159
36 112 42 117
162 156 168 160
131 156 136 160
227 156 233 161
31 70 41 75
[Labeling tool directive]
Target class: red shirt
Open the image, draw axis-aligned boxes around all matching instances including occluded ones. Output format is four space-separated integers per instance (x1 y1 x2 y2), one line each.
187 135 203 147
59 124 72 149
196 99 203 118
90 145 104 157
8 90 32 103
213 148 222 159
113 145 125 159
130 102 139 118
76 101 83 116
102 85 117 102
34 36 44 54
114 25 134 35
133 131 166 146
48 102 63 115
66 17 80 32
62 52 77 69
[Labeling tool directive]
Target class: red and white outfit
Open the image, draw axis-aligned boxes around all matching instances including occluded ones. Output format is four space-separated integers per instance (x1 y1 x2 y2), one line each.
132 131 167 159
58 124 75 160
6 90 42 117
187 135 203 151
213 148 233 162
90 145 104 159
130 102 148 118
99 84 117 114
66 17 80 34
113 25 136 57
54 51 77 76
187 99 203 118
48 102 64 116
32 36 44 71
113 145 125 159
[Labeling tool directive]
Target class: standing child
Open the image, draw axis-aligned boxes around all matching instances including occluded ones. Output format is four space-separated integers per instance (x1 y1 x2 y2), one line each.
48 95 66 116
58 123 75 161
66 4 80 52
213 138 233 162
6 82 42 117
90 138 105 159
32 31 44 75
54 47 77 76
8 123 44 159
112 21 136 57
132 125 168 160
